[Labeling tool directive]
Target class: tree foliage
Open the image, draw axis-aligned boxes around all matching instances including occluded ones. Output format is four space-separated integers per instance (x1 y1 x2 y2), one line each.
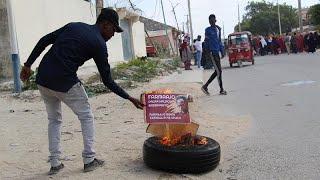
308 4 320 26
235 1 298 35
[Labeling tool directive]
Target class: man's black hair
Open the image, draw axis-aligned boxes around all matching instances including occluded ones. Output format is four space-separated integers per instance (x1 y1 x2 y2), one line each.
209 14 216 20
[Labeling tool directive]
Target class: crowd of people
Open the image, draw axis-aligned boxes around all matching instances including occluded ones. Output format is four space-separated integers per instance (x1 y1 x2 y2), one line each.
178 34 216 70
179 30 320 71
252 32 320 56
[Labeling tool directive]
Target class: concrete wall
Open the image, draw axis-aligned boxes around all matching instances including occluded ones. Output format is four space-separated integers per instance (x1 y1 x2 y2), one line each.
2 1 147 80
10 0 96 70
106 33 124 64
147 29 178 55
132 21 147 57
0 0 12 80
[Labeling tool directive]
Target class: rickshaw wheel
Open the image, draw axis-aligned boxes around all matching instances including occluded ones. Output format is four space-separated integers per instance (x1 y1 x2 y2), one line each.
229 63 233 68
252 58 255 65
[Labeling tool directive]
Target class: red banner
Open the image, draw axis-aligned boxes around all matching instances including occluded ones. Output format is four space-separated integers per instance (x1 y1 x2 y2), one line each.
144 94 191 124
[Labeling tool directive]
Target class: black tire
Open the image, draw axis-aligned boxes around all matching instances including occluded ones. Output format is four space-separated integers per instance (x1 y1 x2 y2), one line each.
143 136 220 174
252 58 255 65
230 63 233 68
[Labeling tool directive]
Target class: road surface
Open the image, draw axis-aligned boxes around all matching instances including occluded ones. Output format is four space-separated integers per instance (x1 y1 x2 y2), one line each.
208 52 320 179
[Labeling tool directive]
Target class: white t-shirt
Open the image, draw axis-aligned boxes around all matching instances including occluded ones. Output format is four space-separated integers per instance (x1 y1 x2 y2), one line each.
194 40 202 52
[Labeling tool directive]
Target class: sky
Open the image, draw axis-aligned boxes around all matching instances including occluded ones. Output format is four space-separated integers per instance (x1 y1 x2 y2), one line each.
104 0 319 39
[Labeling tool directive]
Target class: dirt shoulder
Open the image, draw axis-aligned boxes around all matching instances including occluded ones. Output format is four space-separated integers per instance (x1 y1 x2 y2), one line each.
0 77 250 179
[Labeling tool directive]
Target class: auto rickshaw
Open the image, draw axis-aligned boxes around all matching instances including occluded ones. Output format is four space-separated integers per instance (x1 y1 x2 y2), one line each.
227 31 254 67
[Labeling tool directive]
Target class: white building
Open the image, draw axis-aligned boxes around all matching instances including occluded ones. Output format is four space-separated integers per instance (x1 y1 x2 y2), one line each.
0 0 146 80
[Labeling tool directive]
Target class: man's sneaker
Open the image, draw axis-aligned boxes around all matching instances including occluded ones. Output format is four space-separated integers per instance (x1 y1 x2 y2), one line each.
220 90 227 95
84 158 105 173
48 163 64 175
201 86 210 95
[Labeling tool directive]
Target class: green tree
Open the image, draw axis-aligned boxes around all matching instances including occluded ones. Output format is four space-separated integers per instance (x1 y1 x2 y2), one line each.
234 1 298 35
308 4 320 25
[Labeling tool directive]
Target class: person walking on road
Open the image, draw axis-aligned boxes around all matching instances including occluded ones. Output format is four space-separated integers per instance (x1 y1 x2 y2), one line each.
307 32 316 53
285 33 291 55
20 8 144 175
201 14 227 95
194 35 203 68
180 38 192 70
314 32 320 49
291 32 298 54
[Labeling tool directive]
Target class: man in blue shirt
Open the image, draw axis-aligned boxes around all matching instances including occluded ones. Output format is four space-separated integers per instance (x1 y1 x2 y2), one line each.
20 8 144 174
201 14 227 95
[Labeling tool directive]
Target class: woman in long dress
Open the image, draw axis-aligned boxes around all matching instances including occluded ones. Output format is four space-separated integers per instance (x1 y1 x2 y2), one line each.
180 39 192 70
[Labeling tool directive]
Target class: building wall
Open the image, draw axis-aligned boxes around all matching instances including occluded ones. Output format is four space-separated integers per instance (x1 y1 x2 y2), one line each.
147 29 178 55
10 0 96 70
0 0 12 80
132 21 147 57
106 33 124 64
3 2 146 81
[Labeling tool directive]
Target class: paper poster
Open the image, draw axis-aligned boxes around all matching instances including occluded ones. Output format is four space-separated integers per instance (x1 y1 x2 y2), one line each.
144 94 191 124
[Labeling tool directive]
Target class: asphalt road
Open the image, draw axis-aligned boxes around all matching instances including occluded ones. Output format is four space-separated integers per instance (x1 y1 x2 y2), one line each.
212 52 320 179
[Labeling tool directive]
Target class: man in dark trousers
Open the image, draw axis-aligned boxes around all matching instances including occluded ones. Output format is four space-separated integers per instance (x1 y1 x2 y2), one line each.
20 8 144 175
201 14 227 95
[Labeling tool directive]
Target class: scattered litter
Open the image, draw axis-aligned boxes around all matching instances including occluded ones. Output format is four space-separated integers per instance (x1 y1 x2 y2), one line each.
286 104 293 107
99 122 108 124
104 113 109 116
10 143 19 147
124 121 134 124
23 109 32 112
96 106 106 110
9 110 15 113
61 131 73 135
282 80 316 86
28 149 41 153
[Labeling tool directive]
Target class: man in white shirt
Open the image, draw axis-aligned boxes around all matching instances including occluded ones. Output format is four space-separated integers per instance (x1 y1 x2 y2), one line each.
194 35 203 68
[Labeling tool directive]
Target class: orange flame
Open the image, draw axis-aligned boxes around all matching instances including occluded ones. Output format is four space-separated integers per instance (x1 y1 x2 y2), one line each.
144 88 173 94
160 134 208 146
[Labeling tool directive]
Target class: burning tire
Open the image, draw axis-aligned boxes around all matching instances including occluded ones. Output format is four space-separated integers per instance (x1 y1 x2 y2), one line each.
143 136 220 174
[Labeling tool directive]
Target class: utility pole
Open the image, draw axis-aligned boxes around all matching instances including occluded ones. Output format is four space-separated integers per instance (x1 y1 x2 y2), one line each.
170 1 181 53
96 0 103 16
277 0 282 34
298 0 303 32
185 15 190 35
183 22 185 33
160 0 175 55
187 0 194 44
170 2 180 32
238 1 241 32
223 21 225 40
6 0 21 93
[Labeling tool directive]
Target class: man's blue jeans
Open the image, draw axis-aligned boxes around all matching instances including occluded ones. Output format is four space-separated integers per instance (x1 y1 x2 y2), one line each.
195 50 202 68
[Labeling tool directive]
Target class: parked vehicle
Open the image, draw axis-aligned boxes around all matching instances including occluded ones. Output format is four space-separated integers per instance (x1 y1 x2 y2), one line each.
227 31 254 67
146 45 157 57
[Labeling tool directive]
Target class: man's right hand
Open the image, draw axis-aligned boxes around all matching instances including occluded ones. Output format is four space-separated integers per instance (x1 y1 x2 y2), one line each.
20 66 32 82
128 96 145 110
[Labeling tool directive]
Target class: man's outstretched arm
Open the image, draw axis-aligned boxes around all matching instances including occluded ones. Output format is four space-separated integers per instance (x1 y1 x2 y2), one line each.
24 24 69 67
93 48 144 109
